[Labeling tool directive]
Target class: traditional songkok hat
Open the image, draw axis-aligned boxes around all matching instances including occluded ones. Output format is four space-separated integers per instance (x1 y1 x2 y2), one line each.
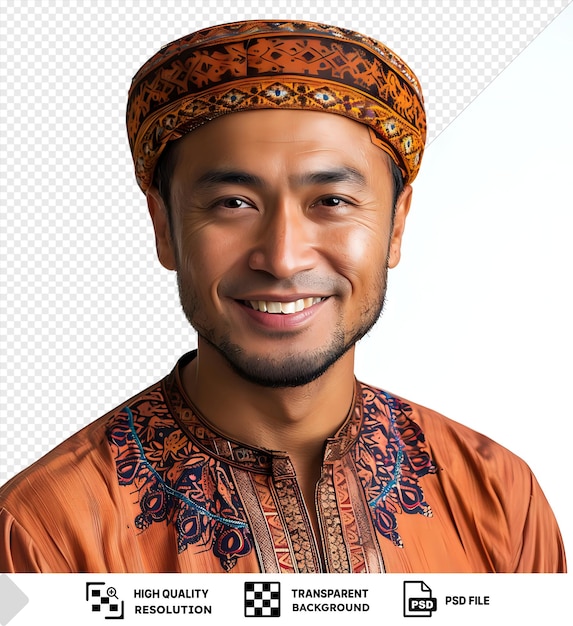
127 20 426 193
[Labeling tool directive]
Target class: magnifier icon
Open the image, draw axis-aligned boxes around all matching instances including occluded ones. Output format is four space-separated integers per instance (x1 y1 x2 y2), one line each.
107 587 118 599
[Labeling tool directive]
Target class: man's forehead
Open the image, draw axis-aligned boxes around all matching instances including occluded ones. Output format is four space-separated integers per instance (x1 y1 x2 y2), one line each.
170 109 391 186
127 20 426 195
173 108 374 149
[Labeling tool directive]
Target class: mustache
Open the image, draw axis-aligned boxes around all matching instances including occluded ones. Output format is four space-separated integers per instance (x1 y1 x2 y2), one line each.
220 271 348 298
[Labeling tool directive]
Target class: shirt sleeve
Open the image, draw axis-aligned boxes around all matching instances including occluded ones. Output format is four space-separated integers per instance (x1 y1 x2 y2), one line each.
0 507 53 573
512 475 567 573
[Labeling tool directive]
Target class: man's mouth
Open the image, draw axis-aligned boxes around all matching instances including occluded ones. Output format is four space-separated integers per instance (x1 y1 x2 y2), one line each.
243 297 325 314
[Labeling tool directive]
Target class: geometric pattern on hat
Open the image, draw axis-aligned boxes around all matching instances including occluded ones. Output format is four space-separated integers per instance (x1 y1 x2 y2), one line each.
127 20 426 192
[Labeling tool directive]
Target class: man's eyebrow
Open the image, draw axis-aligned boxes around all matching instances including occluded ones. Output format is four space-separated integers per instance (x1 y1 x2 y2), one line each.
193 167 367 190
194 169 267 189
291 167 367 187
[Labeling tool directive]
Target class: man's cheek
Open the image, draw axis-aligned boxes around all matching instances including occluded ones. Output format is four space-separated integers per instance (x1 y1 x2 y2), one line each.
328 229 387 279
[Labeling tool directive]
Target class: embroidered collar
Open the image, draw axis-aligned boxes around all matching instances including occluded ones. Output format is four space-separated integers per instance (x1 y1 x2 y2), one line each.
108 350 436 562
163 351 364 472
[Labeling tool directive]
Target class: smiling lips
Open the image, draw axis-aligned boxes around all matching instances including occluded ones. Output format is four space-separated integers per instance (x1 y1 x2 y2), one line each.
245 297 325 314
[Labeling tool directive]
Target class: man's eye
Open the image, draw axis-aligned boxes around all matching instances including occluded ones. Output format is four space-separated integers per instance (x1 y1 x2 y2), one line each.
217 197 252 209
314 196 349 208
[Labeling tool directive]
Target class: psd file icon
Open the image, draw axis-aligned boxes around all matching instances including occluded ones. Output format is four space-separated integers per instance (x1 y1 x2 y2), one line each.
403 581 437 617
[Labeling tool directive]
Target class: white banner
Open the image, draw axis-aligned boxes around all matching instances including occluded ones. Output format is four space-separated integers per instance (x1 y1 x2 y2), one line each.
1 573 570 625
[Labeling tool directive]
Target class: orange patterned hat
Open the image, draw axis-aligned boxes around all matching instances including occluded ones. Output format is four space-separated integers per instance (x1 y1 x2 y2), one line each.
127 20 426 193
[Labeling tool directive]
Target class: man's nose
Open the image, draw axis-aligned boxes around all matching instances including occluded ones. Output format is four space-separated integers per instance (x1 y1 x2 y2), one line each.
247 202 318 279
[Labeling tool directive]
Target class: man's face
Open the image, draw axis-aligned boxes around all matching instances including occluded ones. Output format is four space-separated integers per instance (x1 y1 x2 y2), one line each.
148 109 411 387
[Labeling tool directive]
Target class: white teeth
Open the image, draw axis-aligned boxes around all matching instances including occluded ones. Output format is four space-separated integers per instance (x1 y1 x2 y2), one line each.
247 297 324 314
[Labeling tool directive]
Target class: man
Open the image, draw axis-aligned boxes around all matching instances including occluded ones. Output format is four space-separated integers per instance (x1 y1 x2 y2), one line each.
0 20 566 573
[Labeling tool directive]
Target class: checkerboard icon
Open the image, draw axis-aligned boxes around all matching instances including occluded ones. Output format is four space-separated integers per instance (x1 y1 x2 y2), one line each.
244 581 281 617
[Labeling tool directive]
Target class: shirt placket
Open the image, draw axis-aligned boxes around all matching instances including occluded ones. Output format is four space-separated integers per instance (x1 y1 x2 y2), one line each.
271 454 322 573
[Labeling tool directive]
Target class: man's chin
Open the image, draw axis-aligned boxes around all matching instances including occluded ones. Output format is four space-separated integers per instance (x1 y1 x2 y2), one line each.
203 336 350 389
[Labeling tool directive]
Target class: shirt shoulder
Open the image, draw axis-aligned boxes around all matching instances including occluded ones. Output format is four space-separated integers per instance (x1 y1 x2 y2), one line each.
0 380 166 507
401 392 532 478
358 382 566 572
360 382 531 475
0 378 169 572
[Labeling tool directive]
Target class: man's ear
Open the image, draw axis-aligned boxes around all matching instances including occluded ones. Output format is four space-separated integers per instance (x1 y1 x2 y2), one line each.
387 184 413 269
147 187 177 271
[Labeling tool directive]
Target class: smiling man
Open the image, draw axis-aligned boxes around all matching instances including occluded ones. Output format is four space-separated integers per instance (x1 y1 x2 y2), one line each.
0 20 566 573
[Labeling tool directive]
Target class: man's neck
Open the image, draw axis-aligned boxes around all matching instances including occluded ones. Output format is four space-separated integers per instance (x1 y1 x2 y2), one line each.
180 339 356 458
181 338 356 557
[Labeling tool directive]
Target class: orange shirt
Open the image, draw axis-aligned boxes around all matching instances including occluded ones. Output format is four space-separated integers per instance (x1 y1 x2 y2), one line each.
0 353 566 573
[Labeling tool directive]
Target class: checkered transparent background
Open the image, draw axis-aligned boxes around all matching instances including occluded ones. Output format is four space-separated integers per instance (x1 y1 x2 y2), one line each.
1 0 570 481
